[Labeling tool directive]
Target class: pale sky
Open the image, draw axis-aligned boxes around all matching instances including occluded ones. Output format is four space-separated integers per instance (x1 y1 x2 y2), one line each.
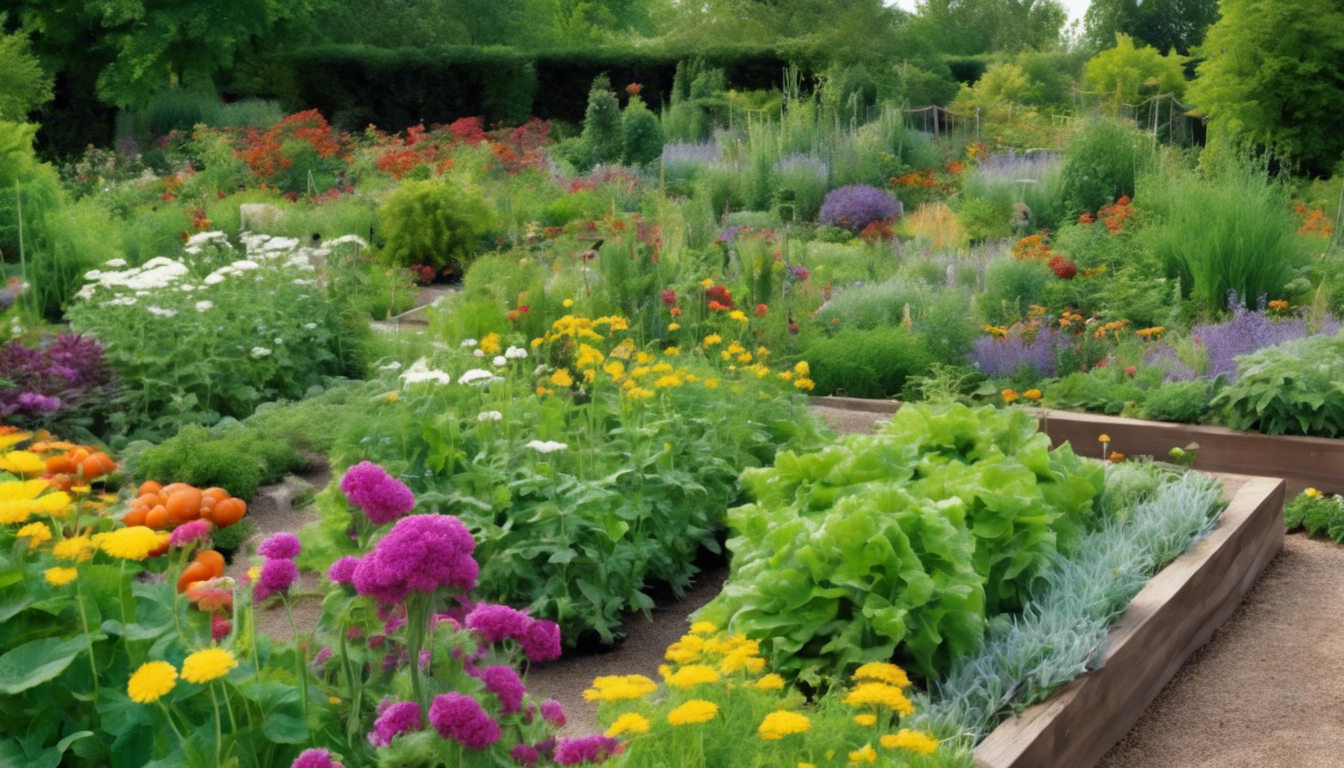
890 0 1092 25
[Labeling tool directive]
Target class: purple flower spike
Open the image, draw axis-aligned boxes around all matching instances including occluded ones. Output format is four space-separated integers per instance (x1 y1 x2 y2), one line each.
510 744 540 766
520 619 562 662
465 604 530 644
340 461 416 524
540 699 566 727
428 692 501 750
169 520 212 548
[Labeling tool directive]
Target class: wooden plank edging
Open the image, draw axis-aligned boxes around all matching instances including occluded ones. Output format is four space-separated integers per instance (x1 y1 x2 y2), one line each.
971 475 1286 768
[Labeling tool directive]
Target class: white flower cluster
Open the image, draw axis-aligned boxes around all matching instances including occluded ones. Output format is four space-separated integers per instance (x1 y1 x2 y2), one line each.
458 369 503 386
504 346 528 360
478 411 504 422
400 358 452 386
526 440 568 454
77 256 189 300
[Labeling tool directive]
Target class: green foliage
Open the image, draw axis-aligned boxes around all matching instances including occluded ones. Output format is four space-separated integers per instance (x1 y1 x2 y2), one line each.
582 75 624 167
1042 366 1154 416
1284 491 1344 542
1139 379 1214 424
697 403 1104 680
621 95 665 166
1083 33 1187 108
135 423 307 501
377 178 495 270
1084 0 1219 55
1138 160 1308 312
805 326 934 398
0 28 54 120
977 258 1053 327
1189 0 1344 175
1058 118 1150 217
1212 332 1344 438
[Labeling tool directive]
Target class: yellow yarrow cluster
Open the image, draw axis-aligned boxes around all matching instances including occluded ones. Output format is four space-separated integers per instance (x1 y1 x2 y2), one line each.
758 711 811 740
94 526 167 561
583 675 658 702
53 535 98 562
180 647 238 684
605 712 651 737
16 522 52 549
0 479 72 524
852 662 911 689
667 699 718 726
843 682 915 716
879 729 940 754
665 664 720 690
128 661 178 703
44 567 78 586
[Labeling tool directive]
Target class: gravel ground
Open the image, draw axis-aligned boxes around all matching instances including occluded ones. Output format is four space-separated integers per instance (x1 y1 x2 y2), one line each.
1099 532 1344 768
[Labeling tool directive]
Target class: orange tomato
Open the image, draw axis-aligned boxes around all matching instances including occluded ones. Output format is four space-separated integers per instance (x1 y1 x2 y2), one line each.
144 506 170 530
138 480 163 496
45 455 77 475
166 488 203 523
70 447 90 463
47 475 74 492
212 498 247 528
194 550 226 579
202 487 230 504
133 494 161 509
123 508 148 527
80 452 117 480
160 483 190 497
177 561 214 593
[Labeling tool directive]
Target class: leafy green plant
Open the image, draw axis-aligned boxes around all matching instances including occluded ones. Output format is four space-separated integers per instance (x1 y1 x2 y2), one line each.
1139 379 1215 424
1058 118 1150 217
1212 332 1344 437
135 423 307 501
622 96 664 167
805 326 934 399
376 178 495 271
1284 490 1344 542
697 404 1104 681
581 75 623 167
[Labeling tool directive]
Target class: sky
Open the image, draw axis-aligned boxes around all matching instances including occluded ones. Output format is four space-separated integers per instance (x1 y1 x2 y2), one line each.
889 0 1092 25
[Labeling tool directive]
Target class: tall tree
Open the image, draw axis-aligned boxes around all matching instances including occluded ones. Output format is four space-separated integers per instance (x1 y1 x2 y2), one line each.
0 25 53 120
1190 0 1344 175
1083 0 1219 55
910 0 1067 55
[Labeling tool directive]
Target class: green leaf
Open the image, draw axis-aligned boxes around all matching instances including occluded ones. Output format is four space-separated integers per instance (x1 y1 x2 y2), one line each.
0 636 88 695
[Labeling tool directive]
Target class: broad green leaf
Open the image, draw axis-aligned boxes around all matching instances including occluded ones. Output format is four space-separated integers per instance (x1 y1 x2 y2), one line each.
0 636 87 695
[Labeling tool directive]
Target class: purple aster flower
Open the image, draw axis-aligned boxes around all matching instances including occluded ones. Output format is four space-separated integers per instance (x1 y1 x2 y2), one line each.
340 461 416 525
519 619 562 662
16 392 61 413
169 520 212 548
819 184 901 234
291 748 342 768
428 692 501 750
481 665 526 715
253 557 298 601
465 604 530 644
257 532 301 560
539 699 566 727
327 556 360 584
369 700 424 748
352 515 478 604
311 646 332 670
972 326 1060 378
554 735 623 765
510 744 540 766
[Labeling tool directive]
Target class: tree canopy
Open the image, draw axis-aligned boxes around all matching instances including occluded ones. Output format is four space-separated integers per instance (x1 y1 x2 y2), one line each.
1083 0 1219 56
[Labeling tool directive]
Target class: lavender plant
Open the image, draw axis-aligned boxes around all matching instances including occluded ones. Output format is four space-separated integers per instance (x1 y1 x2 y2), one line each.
819 184 902 234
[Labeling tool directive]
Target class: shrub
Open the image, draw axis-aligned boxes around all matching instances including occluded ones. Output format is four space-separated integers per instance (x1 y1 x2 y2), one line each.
377 179 496 271
805 326 932 398
1284 490 1344 542
1140 380 1214 424
977 258 1053 326
621 95 664 166
581 75 623 167
818 184 901 234
1212 332 1344 437
772 153 828 221
1058 118 1150 217
0 333 114 435
135 423 307 502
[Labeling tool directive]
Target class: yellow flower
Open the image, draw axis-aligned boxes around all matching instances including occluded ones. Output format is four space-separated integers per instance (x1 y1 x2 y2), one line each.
758 711 811 740
778 371 795 382
1024 389 1042 402
703 334 722 347
793 378 815 391
480 332 502 355
729 310 748 323
1001 388 1019 403
719 647 765 674
793 361 809 377
852 662 911 689
16 522 52 549
625 387 655 401
700 278 714 289
44 567 78 586
0 431 31 451
329 696 342 706
849 745 877 763
704 378 719 389
665 634 705 664
843 682 914 715
753 673 785 691
603 361 626 382
664 346 681 356
606 712 651 737
668 322 681 331
531 337 545 349
550 369 574 387
854 714 877 726
563 299 574 308
385 391 400 403
0 479 68 524
246 565 261 582
636 351 656 365
53 535 97 562
651 362 674 374
1098 434 1111 443
180 648 238 684
667 699 718 726
1305 488 1323 499
127 661 178 703
0 451 46 477
95 526 163 561
666 664 720 689
880 729 940 754
736 352 753 364
654 375 684 389
583 675 658 702
800 764 818 768
755 346 770 358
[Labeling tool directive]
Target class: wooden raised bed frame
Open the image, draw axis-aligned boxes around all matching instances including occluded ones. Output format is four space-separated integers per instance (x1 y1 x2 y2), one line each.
972 473 1284 768
811 397 1344 496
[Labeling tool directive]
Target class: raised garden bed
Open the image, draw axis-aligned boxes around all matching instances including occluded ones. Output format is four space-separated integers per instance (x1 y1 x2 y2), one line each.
972 473 1285 768
810 396 1344 496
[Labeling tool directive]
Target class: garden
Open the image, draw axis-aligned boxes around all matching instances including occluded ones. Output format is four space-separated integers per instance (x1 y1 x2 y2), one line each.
2 0 1343 765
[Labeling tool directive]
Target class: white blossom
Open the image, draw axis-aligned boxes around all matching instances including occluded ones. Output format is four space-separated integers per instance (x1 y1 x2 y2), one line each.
304 322 318 330
504 346 528 360
400 358 452 386
251 347 272 358
457 369 495 386
526 440 568 454
379 361 403 371
478 411 504 422
195 301 214 312
146 305 178 318
492 356 507 367
461 339 478 348
473 349 486 358
103 258 127 268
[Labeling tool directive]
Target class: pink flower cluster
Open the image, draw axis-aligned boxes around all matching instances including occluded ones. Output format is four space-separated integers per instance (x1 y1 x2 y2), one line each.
352 515 478 604
369 700 423 748
254 532 301 601
340 461 416 525
291 748 343 768
169 520 212 548
429 692 500 750
465 604 562 662
554 735 622 765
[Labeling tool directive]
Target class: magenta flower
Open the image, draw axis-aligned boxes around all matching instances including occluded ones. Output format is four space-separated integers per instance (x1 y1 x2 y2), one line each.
253 557 298 601
258 532 301 560
211 614 232 642
340 461 416 525
539 699 566 727
352 515 478 604
554 735 622 765
311 646 332 670
510 744 540 766
291 748 343 768
519 619 562 662
327 556 360 584
368 700 423 748
428 692 501 750
481 665 526 715
169 520 212 548
465 604 530 644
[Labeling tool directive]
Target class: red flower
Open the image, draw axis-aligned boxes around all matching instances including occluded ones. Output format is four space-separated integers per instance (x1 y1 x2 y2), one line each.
1124 366 1138 377
754 304 768 317
626 83 643 95
670 307 682 317
518 305 530 314
705 284 733 308
661 289 677 307
1048 255 1078 280
707 301 726 312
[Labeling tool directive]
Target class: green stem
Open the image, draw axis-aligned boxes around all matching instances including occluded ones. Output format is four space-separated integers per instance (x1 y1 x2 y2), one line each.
283 597 310 721
75 584 99 697
209 683 224 768
157 701 189 745
407 594 429 713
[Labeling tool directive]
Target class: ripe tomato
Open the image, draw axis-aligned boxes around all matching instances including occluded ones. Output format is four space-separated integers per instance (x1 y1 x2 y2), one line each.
166 488 203 523
212 498 247 528
194 550 226 579
123 508 148 527
160 483 190 497
138 480 164 496
80 452 117 480
45 454 77 475
202 487 230 504
177 561 214 593
144 506 170 530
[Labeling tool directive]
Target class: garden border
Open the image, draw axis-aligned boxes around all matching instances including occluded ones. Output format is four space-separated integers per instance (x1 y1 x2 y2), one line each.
971 473 1284 768
810 397 1344 496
